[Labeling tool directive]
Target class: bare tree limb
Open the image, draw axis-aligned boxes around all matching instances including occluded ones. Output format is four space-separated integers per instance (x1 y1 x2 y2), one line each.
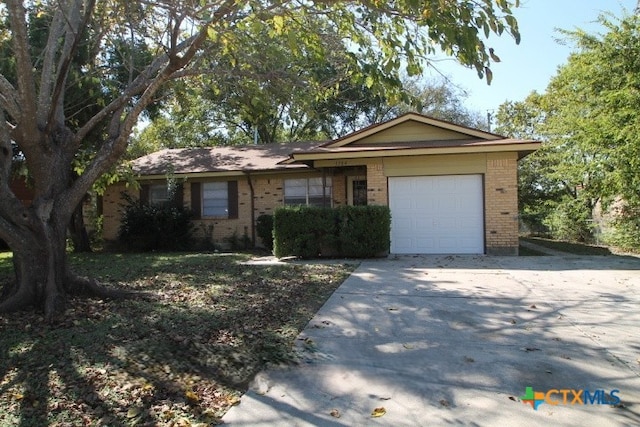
5 0 38 143
37 5 67 128
0 76 21 121
47 0 89 128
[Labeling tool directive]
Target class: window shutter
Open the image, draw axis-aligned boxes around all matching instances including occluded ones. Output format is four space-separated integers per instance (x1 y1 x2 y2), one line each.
140 184 150 206
173 183 184 208
191 182 201 219
228 180 238 219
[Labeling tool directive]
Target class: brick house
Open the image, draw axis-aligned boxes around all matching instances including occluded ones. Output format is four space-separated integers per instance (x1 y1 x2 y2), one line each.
102 113 540 255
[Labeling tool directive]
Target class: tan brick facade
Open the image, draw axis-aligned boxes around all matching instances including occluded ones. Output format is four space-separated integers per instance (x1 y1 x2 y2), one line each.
366 160 388 206
484 152 519 255
102 182 135 241
103 152 520 255
102 172 347 249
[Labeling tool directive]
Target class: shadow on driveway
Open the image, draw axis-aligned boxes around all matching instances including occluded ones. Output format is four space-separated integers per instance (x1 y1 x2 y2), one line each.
224 255 640 426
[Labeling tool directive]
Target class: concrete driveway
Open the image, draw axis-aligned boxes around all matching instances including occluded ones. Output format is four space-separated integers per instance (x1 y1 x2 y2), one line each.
223 255 640 426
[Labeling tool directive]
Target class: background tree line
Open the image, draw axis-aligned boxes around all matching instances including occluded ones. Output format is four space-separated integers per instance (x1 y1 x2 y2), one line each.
495 12 640 251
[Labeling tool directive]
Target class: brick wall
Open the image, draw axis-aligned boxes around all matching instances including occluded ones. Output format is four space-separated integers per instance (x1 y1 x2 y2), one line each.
102 172 344 248
102 182 135 240
102 153 521 255
252 175 284 218
484 152 519 255
332 170 347 206
366 160 388 206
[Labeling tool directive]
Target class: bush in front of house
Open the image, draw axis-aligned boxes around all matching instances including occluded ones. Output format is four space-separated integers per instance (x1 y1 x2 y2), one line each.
273 206 337 258
273 205 390 258
337 205 390 257
256 214 274 251
118 193 194 251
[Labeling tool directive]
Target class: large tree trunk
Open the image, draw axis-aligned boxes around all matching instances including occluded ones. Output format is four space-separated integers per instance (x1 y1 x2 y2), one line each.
1 208 70 319
0 129 127 321
0 206 131 321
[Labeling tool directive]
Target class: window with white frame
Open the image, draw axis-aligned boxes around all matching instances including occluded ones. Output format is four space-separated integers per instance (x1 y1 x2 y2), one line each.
202 181 228 217
284 177 332 206
148 184 170 206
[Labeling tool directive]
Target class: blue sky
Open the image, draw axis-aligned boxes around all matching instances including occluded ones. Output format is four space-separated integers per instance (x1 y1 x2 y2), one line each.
425 0 637 116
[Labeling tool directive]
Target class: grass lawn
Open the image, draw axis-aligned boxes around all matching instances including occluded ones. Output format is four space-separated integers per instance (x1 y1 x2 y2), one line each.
518 245 545 256
521 237 613 255
0 251 355 426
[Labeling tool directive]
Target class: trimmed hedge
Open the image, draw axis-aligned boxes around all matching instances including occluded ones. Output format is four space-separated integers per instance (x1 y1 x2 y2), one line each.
273 206 337 258
337 205 391 257
273 205 390 258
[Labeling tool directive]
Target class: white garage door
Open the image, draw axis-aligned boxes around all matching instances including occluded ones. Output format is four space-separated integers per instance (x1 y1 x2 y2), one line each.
389 175 484 254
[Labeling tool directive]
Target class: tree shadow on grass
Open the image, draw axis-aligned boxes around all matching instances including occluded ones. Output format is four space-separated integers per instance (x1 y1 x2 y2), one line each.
0 254 351 425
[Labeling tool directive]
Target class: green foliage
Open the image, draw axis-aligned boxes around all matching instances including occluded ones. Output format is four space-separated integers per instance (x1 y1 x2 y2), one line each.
542 196 595 242
602 202 640 252
273 206 391 258
224 229 252 251
273 206 337 259
133 0 521 146
256 214 274 251
496 14 640 248
117 193 194 252
337 206 391 258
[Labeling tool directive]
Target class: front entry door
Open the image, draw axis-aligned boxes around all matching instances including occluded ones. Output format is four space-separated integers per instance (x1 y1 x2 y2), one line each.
348 176 367 206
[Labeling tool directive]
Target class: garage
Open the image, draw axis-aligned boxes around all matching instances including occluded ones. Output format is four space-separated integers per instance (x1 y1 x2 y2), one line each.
389 175 485 254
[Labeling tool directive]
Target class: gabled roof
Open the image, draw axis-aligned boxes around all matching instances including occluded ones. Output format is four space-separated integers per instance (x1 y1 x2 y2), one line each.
323 112 504 148
130 113 540 177
131 141 323 177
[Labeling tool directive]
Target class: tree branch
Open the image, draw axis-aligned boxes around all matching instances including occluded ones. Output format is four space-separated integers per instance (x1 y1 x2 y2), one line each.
5 0 38 142
66 0 239 217
47 0 96 129
37 5 67 128
0 75 21 121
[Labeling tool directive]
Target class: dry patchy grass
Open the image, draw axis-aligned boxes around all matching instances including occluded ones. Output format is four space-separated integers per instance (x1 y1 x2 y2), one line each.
0 252 355 426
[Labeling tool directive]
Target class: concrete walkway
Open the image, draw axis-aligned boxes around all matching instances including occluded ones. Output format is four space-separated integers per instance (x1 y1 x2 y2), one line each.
223 255 640 426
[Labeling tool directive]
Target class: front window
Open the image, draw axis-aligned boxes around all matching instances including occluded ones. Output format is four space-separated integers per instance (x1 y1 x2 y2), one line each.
202 181 228 217
149 184 170 206
284 177 332 206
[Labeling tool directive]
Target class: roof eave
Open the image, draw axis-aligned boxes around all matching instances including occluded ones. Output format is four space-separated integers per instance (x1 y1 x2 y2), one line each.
287 142 542 163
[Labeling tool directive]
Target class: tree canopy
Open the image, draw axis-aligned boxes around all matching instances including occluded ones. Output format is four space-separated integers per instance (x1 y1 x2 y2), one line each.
133 75 487 151
496 12 640 247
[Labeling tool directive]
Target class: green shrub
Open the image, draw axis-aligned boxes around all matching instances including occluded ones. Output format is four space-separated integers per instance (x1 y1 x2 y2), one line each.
224 228 252 251
273 205 390 258
256 214 274 251
273 206 337 258
118 193 194 251
337 206 390 257
602 203 640 252
543 197 595 242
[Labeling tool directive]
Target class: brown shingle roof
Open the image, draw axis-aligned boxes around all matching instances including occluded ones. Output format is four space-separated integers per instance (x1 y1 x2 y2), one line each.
131 141 324 176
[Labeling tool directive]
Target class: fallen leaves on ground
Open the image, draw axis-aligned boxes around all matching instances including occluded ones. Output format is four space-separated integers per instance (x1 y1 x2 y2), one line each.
371 407 386 417
0 252 355 426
